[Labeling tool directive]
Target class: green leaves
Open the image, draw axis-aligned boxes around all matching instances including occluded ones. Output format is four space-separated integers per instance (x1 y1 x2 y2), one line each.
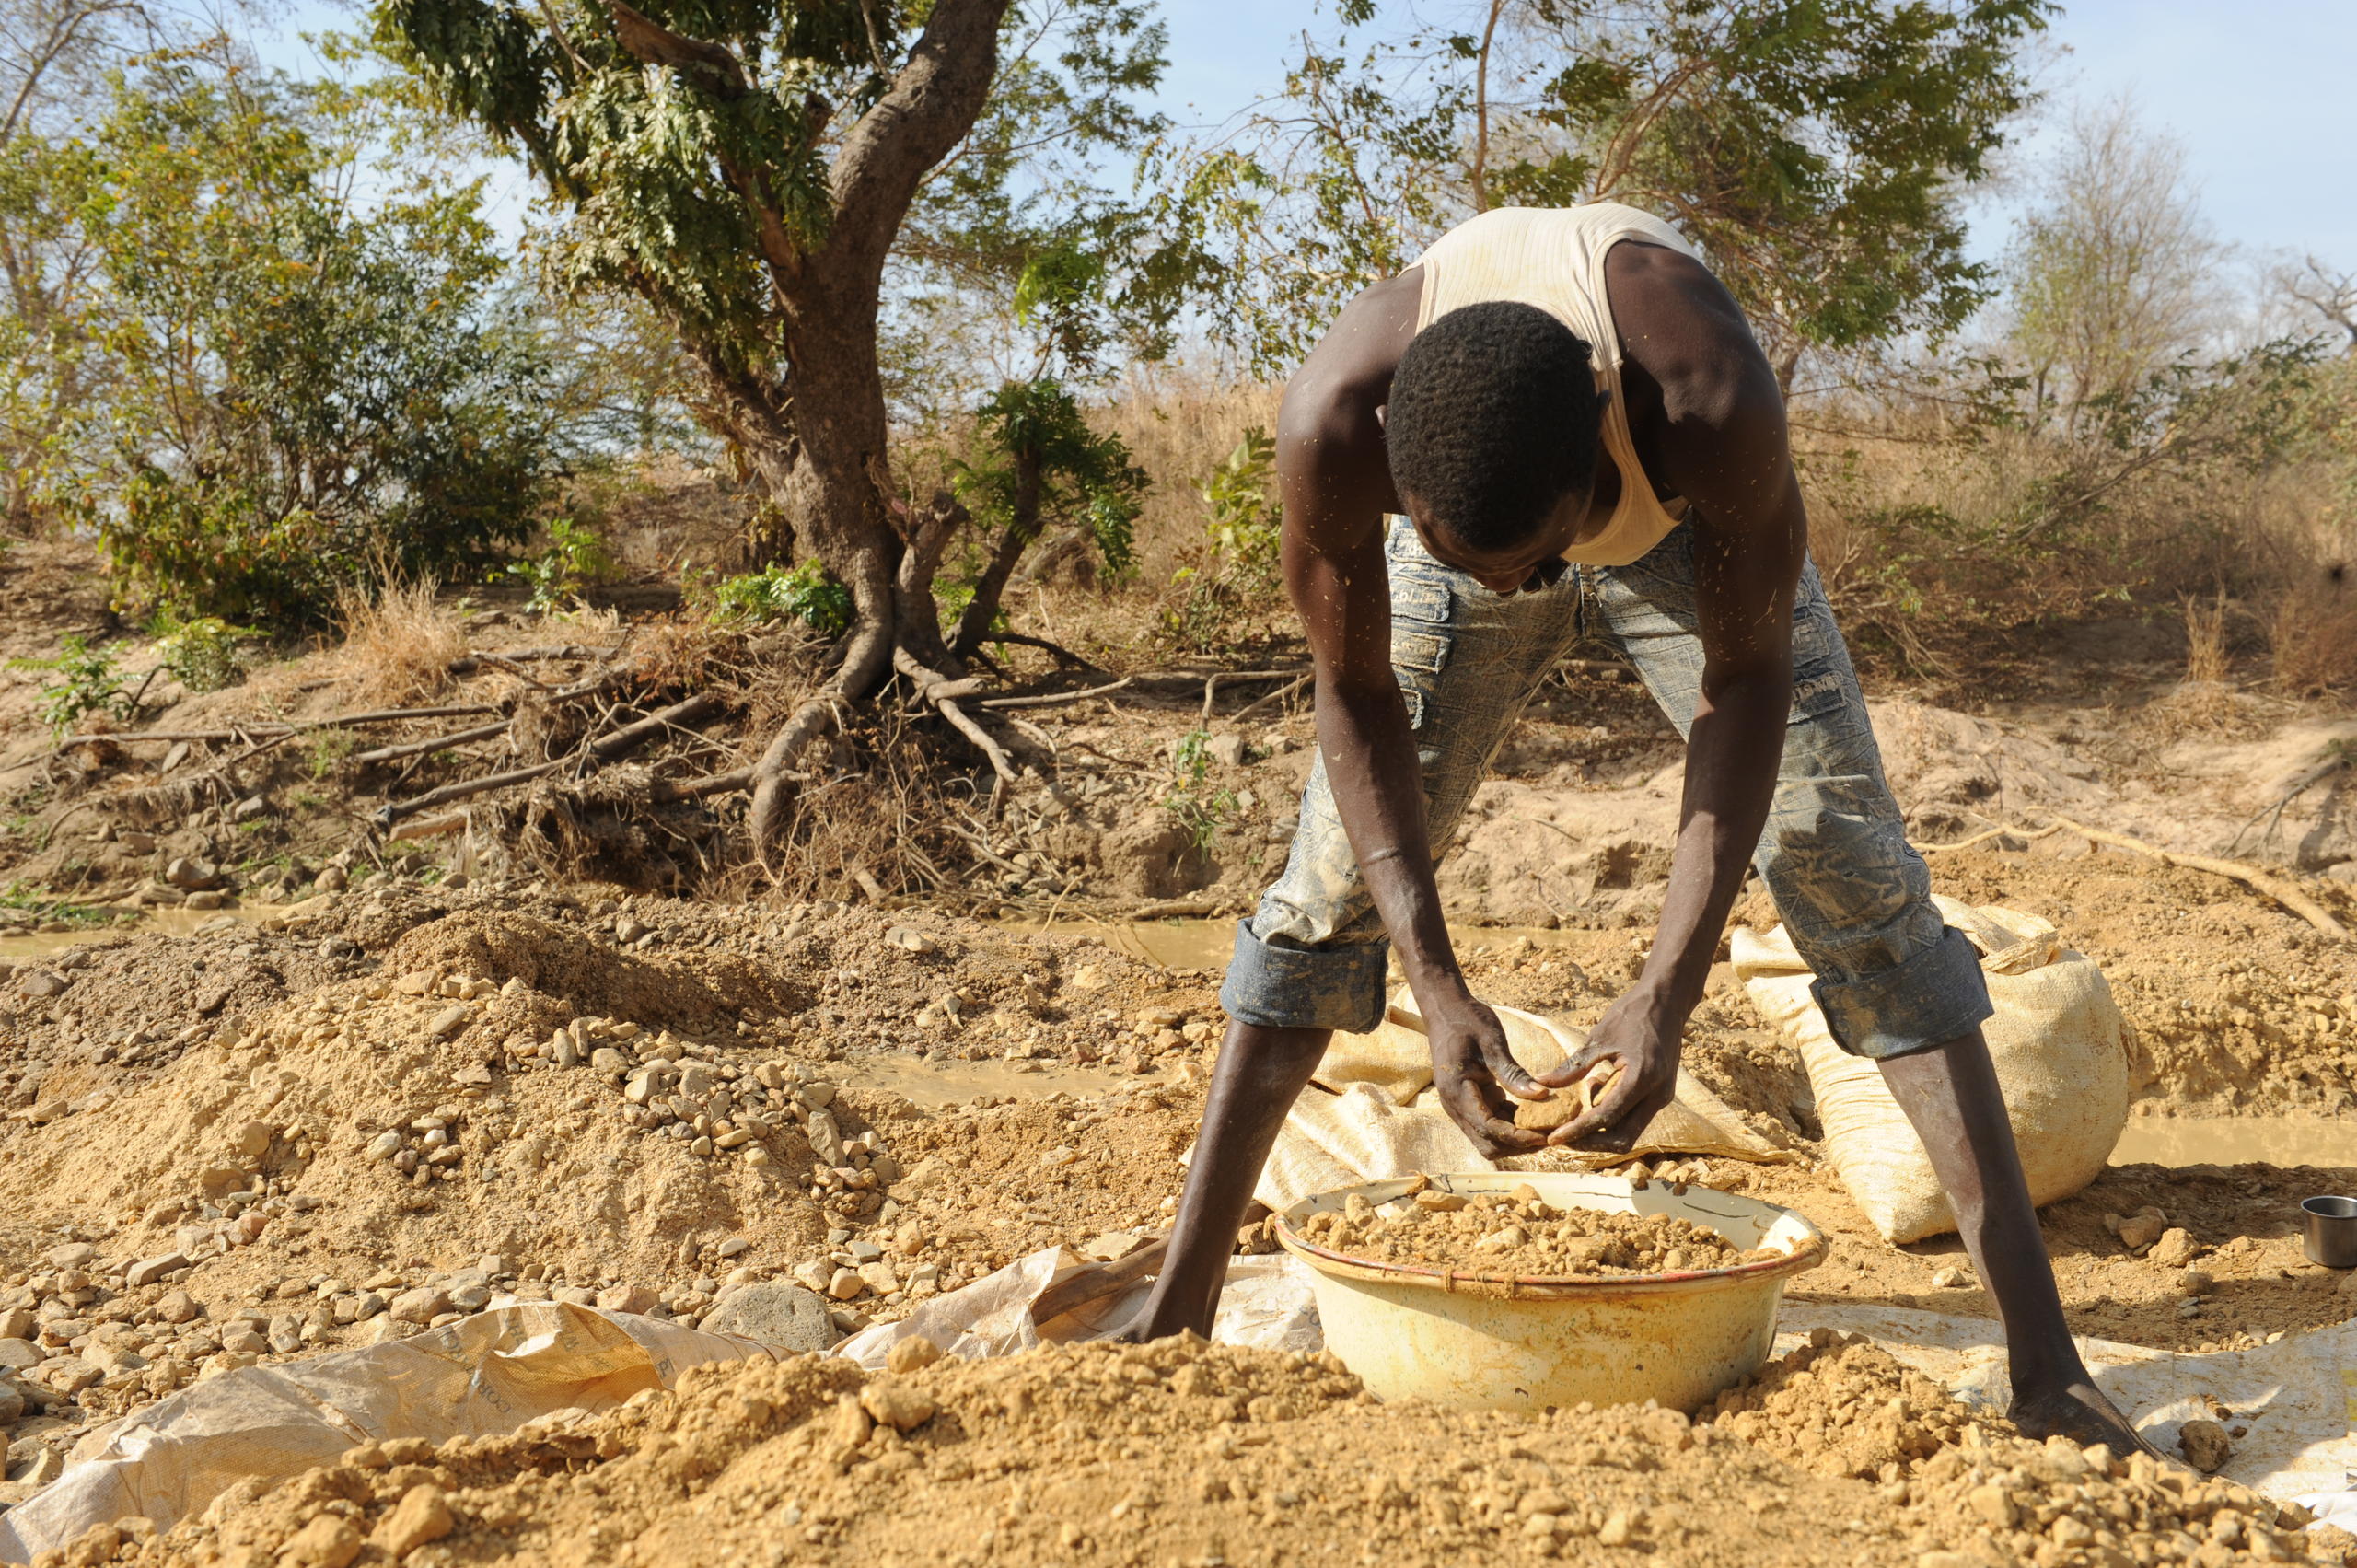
7 636 135 735
2 58 563 624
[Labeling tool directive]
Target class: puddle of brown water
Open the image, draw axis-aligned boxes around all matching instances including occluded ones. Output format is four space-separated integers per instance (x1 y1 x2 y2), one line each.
0 904 291 961
842 1055 1171 1109
2110 1115 2357 1170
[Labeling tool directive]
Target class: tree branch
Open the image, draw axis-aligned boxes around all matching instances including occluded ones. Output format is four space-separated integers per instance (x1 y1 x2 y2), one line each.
601 0 747 97
829 0 1015 271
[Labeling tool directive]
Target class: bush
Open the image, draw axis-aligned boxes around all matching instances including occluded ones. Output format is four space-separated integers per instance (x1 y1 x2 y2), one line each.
711 561 855 636
151 612 260 693
7 637 134 734
1161 425 1287 654
3 63 560 626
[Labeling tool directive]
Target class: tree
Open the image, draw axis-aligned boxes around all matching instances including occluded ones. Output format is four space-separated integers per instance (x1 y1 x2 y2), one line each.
377 0 1168 852
2278 255 2357 354
1155 0 2048 384
0 57 563 621
2003 98 2223 433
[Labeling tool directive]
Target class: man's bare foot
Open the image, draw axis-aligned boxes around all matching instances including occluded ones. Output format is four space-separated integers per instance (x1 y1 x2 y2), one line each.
2010 1378 2162 1458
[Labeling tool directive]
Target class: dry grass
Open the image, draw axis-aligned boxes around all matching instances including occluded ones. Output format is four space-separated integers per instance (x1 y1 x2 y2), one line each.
2182 592 2232 685
331 577 470 707
1094 373 1284 586
2270 562 2357 697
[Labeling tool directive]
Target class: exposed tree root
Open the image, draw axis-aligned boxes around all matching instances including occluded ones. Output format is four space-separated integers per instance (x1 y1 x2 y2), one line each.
374 691 727 830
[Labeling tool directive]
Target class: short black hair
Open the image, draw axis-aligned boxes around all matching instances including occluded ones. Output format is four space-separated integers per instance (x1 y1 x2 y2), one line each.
1386 300 1604 552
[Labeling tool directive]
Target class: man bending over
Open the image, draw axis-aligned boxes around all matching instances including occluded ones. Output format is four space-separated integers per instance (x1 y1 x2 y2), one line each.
1121 203 2142 1452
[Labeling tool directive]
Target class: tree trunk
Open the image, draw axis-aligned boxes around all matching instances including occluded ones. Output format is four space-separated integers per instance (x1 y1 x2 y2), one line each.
948 445 1042 659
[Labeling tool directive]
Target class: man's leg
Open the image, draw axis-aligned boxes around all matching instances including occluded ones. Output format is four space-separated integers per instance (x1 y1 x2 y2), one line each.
1122 1023 1328 1338
1880 1033 2150 1449
1590 531 2146 1450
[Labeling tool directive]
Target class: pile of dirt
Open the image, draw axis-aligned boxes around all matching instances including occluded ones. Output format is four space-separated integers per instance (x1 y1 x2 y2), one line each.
1300 1185 1759 1278
0 882 1221 1481
60 1334 2346 1568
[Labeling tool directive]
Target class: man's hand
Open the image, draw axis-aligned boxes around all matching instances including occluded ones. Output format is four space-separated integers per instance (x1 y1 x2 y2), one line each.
1545 986 1682 1147
1422 987 1557 1157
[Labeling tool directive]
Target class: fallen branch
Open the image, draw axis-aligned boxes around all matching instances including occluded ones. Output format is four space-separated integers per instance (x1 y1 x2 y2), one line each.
373 691 726 829
978 676 1133 711
981 631 1100 670
389 810 471 841
1229 672 1311 724
446 645 598 675
651 767 753 802
1924 816 2350 941
57 703 504 749
2229 743 2352 854
350 719 515 767
1200 668 1312 728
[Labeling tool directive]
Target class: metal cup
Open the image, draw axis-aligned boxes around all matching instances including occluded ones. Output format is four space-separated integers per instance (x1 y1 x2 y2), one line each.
2301 1196 2357 1269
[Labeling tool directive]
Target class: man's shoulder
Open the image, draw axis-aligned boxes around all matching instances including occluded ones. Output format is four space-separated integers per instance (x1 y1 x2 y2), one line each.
1604 243 1771 421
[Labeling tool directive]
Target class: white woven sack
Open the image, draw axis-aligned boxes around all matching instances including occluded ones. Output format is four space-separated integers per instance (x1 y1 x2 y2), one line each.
1730 896 2127 1244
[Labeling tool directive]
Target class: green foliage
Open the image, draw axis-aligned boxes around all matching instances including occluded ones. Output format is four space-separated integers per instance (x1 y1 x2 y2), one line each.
1202 427 1283 576
1152 0 2049 377
7 635 134 734
956 379 1149 575
1161 728 1238 852
506 517 616 615
711 561 855 637
306 729 357 780
151 612 261 693
0 58 563 624
945 376 1148 652
1162 427 1285 654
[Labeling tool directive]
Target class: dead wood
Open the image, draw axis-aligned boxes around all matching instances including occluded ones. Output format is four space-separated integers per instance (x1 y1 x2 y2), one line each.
446 645 599 674
1228 672 1311 724
978 677 1134 710
979 631 1100 669
1199 668 1311 728
374 691 727 829
57 703 504 749
350 719 516 767
652 768 754 802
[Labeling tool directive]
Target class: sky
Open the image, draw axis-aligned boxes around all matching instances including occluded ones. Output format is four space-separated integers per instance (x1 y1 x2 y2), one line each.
1144 0 2357 271
256 0 2357 273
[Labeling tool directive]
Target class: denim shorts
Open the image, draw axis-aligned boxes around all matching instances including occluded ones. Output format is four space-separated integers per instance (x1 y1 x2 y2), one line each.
1218 516 1992 1060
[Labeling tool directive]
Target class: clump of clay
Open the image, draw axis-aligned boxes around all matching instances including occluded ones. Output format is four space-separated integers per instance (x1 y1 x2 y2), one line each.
1703 1329 1981 1479
1295 1184 1771 1277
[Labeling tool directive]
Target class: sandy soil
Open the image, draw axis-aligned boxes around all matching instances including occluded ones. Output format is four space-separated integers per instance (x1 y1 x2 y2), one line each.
64 1335 2351 1568
5 543 2357 1563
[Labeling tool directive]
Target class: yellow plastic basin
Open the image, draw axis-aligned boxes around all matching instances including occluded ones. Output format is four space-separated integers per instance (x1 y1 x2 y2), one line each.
1275 1171 1826 1414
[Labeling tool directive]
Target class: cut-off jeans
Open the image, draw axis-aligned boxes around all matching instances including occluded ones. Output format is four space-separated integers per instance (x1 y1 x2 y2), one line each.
1217 516 1991 1059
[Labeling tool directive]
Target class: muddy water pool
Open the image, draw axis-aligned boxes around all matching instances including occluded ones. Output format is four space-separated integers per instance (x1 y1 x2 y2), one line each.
2110 1115 2357 1170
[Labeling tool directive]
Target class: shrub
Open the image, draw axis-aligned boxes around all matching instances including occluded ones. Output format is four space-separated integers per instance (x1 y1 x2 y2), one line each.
8 637 134 734
4 63 559 626
151 612 260 693
711 561 855 637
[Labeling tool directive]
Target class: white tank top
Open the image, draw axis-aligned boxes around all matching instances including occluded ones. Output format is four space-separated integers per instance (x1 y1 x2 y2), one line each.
1412 203 1696 566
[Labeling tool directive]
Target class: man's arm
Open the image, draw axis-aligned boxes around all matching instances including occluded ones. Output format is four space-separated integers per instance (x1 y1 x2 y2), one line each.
1552 244 1806 1142
1278 273 1552 1156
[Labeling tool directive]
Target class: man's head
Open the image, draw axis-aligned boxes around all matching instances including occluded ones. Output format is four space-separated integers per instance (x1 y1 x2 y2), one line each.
1386 300 1606 592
